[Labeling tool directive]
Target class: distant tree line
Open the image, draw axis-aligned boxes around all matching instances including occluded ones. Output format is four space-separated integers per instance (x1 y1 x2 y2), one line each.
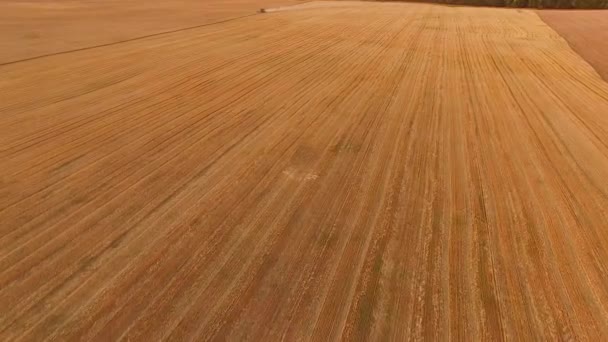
499 0 607 8
388 0 608 8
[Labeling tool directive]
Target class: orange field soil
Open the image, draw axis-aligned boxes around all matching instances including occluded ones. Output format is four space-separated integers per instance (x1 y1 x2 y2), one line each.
539 10 608 81
2 1 608 340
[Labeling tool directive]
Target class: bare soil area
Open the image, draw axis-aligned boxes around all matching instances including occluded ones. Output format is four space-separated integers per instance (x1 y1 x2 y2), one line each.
539 10 608 80
2 1 608 340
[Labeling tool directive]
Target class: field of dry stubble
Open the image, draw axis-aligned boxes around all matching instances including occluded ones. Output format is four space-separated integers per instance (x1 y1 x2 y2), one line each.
2 1 608 340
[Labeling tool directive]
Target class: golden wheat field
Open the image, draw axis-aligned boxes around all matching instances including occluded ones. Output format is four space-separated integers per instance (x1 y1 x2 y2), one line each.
2 1 608 340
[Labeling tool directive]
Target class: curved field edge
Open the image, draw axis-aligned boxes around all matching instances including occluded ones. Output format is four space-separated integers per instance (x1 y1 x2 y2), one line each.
538 10 608 80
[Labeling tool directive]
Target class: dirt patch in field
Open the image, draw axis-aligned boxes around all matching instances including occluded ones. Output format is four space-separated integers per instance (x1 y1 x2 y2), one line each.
538 10 608 81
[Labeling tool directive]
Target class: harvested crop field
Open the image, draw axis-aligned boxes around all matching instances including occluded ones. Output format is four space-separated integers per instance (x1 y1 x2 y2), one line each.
2 1 608 340
0 0 300 64
539 10 608 81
